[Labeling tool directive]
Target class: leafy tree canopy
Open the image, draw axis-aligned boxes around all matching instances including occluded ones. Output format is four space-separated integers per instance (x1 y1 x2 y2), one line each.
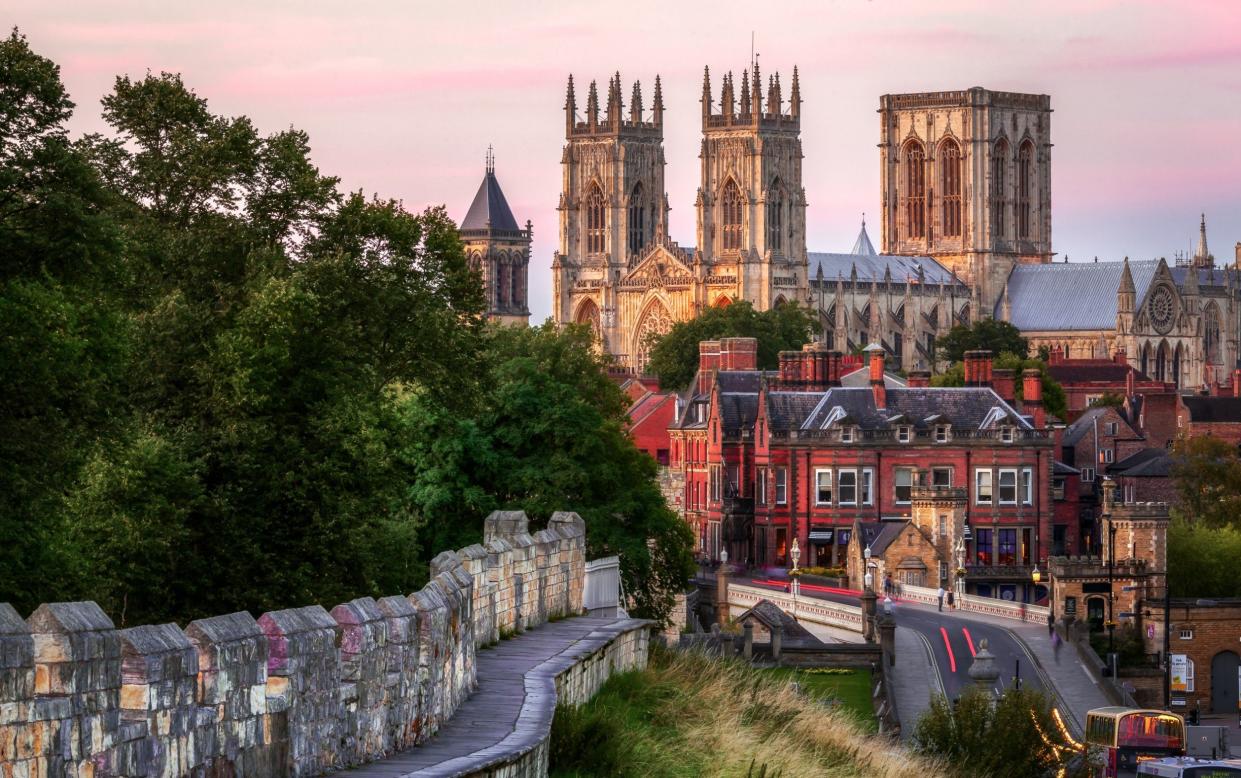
935 318 1028 364
1169 436 1241 530
1166 518 1241 598
644 301 820 391
931 353 1068 421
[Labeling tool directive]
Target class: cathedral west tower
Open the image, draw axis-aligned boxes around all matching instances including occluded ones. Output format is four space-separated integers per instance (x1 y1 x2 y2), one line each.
879 88 1053 317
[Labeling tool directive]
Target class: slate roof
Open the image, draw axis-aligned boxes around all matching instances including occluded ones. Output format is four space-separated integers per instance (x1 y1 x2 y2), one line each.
719 393 760 435
778 387 1031 432
857 520 909 556
851 222 878 256
461 170 519 231
1062 407 1113 446
840 366 907 389
1048 361 1154 385
1182 396 1241 423
1111 448 1172 477
810 251 964 287
1053 461 1080 476
1002 260 1230 332
738 600 818 642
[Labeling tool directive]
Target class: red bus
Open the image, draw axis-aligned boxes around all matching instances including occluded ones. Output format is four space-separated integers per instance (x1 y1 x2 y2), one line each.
1086 707 1188 777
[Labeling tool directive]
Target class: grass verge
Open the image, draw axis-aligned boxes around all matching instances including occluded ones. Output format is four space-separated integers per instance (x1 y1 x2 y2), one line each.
758 667 875 732
549 643 948 778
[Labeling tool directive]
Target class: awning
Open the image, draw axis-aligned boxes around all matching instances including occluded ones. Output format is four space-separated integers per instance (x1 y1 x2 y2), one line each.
808 531 834 542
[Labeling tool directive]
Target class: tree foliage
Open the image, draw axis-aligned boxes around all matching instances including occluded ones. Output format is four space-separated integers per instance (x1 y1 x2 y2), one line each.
1169 436 1241 531
914 687 1087 778
1166 518 1241 599
1 32 690 625
935 319 1029 364
931 353 1068 421
644 301 820 391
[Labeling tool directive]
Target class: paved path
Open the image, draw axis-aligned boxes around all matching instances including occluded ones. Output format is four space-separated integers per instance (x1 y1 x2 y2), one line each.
891 625 940 742
345 616 639 778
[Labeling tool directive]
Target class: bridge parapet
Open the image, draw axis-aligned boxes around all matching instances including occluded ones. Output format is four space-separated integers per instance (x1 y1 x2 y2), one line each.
0 509 589 778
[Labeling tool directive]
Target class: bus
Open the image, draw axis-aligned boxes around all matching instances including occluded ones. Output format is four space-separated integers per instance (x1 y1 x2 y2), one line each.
1085 707 1187 777
1137 758 1241 777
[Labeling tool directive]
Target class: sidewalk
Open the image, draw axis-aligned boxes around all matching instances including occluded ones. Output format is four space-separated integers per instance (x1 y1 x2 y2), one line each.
889 625 942 741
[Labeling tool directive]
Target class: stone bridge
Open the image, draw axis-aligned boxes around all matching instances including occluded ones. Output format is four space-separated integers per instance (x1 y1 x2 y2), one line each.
0 511 649 778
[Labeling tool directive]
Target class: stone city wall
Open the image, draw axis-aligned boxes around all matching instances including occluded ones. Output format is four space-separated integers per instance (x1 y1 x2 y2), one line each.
0 510 586 778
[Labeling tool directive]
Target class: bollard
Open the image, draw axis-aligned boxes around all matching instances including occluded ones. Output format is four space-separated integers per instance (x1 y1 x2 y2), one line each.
743 622 753 661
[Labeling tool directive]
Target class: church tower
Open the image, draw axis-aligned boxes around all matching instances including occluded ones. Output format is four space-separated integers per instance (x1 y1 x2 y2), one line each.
460 149 531 326
552 73 668 358
878 88 1052 318
697 62 810 309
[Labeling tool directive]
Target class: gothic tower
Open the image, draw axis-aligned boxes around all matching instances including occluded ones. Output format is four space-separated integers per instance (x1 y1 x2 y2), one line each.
697 62 810 309
552 73 668 358
878 88 1053 318
460 149 531 326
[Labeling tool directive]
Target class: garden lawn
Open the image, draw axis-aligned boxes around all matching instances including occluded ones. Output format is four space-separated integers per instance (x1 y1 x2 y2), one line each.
759 667 875 731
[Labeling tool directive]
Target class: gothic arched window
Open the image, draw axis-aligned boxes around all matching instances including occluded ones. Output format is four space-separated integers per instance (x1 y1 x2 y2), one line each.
1205 302 1221 365
510 258 522 309
1173 343 1183 388
992 139 1008 240
722 179 744 251
1155 341 1169 383
496 261 509 308
1140 342 1150 377
586 183 606 255
635 300 673 369
766 178 784 253
904 141 926 239
940 139 962 238
628 182 645 257
1018 141 1034 240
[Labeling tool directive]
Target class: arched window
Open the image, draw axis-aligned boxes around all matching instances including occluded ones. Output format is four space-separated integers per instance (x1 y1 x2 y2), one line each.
586 183 606 255
721 179 744 251
1205 303 1221 365
992 139 1008 240
496 262 509 308
1018 141 1034 239
1155 341 1170 383
1173 343 1183 388
510 260 522 308
1140 342 1150 377
635 300 673 369
940 139 962 238
766 178 783 252
574 298 601 340
904 142 926 239
628 182 645 257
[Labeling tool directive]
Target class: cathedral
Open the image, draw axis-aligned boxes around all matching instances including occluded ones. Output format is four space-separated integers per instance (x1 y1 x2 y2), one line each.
551 71 1240 391
460 150 531 325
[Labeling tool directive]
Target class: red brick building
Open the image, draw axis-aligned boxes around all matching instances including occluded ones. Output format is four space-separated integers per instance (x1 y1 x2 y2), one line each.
626 389 676 465
1144 599 1241 716
671 340 1063 601
1046 348 1170 421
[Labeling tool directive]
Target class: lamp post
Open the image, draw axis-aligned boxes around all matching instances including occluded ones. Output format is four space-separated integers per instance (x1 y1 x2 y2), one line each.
1107 515 1116 657
790 538 801 622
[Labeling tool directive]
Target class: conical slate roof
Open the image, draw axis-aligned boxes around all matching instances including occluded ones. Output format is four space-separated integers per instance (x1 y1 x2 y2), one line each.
850 219 877 256
462 168 519 231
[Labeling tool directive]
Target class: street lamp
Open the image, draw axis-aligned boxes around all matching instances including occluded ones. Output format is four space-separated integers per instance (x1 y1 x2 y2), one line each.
789 538 802 622
863 544 873 592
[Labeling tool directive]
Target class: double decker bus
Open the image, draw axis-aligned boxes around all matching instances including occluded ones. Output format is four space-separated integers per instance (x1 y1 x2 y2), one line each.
1138 758 1241 777
1086 707 1187 777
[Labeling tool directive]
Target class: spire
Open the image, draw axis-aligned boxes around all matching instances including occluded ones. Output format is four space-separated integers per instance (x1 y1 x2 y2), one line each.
739 69 751 119
701 66 712 121
630 79 643 124
1119 256 1135 295
485 144 494 174
851 215 877 256
752 56 762 115
565 75 577 136
774 71 783 115
722 71 735 121
587 79 599 128
789 65 801 119
653 74 664 127
1195 212 1213 268
606 72 622 126
767 75 778 117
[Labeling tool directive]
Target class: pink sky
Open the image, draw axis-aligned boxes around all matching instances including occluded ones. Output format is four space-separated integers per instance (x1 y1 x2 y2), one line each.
15 0 1241 321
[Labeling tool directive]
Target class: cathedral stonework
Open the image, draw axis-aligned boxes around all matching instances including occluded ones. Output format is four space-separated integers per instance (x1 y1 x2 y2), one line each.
460 152 531 325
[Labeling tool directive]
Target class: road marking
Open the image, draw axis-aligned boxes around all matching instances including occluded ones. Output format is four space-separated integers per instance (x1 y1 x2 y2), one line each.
940 626 957 673
910 628 946 697
1080 663 1100 686
962 627 977 657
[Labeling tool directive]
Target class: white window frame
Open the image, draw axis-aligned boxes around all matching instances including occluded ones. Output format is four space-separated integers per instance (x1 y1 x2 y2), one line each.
1179 628 1193 640
861 468 874 506
998 468 1018 505
975 468 994 505
935 425 950 443
897 425 911 443
931 467 952 488
1105 421 1118 435
1186 657 1195 692
1081 467 1095 483
815 469 833 505
838 469 858 506
1021 467 1033 506
895 467 913 505
841 426 855 443
1002 427 1014 443
938 513 947 538
1102 448 1115 464
757 467 768 506
775 468 788 505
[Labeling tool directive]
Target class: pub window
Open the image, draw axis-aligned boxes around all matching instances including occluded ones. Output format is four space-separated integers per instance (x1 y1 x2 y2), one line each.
975 528 993 565
998 528 1018 565
839 470 858 505
975 469 994 504
1052 477 1065 500
998 469 1018 505
775 468 788 505
1022 527 1033 564
1102 448 1115 464
816 469 833 505
895 467 913 504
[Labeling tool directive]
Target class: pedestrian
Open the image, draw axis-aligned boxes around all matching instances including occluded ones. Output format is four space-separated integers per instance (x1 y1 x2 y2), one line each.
1047 610 1055 636
1052 629 1062 663
884 574 893 597
947 590 955 609
937 585 945 612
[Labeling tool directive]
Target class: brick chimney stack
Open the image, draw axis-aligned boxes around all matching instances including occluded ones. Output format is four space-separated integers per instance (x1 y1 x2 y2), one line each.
698 340 721 394
964 350 994 387
828 351 843 387
718 337 758 371
801 342 829 391
1023 368 1045 428
1113 349 1127 365
1233 368 1241 399
867 345 887 409
1126 367 1136 398
992 368 1016 404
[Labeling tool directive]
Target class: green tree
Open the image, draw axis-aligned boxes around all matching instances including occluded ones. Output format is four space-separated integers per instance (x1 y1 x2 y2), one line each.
402 323 696 622
931 353 1067 421
935 319 1028 364
914 687 1085 778
1169 436 1241 530
1166 519 1241 598
1088 393 1125 409
644 301 819 390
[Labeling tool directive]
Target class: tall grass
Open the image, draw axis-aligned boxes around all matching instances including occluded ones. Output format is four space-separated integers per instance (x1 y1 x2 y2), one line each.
549 644 949 778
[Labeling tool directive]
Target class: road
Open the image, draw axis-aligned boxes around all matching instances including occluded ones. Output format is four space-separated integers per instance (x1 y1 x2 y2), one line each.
741 577 1051 702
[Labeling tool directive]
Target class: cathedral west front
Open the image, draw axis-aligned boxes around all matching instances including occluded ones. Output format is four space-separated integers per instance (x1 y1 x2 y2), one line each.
550 67 1240 392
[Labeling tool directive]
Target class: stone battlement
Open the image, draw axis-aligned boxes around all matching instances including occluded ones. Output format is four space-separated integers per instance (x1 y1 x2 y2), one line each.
0 510 587 778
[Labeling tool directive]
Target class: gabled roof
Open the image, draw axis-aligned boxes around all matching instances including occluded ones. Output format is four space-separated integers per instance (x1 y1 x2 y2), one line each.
737 600 818 642
857 520 909 556
1182 395 1241 423
1061 407 1136 446
461 169 519 231
810 252 964 287
1111 448 1173 477
840 366 906 388
784 387 1031 432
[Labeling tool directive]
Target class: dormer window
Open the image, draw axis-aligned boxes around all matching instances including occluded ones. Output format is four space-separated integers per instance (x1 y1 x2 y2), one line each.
695 404 705 424
841 426 855 443
1001 427 1015 443
897 426 912 443
935 425 950 443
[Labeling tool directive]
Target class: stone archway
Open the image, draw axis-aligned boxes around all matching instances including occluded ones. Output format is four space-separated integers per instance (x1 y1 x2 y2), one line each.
1211 650 1240 714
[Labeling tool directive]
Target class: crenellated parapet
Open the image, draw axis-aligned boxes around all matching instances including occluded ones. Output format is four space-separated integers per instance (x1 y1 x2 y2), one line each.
0 510 589 778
